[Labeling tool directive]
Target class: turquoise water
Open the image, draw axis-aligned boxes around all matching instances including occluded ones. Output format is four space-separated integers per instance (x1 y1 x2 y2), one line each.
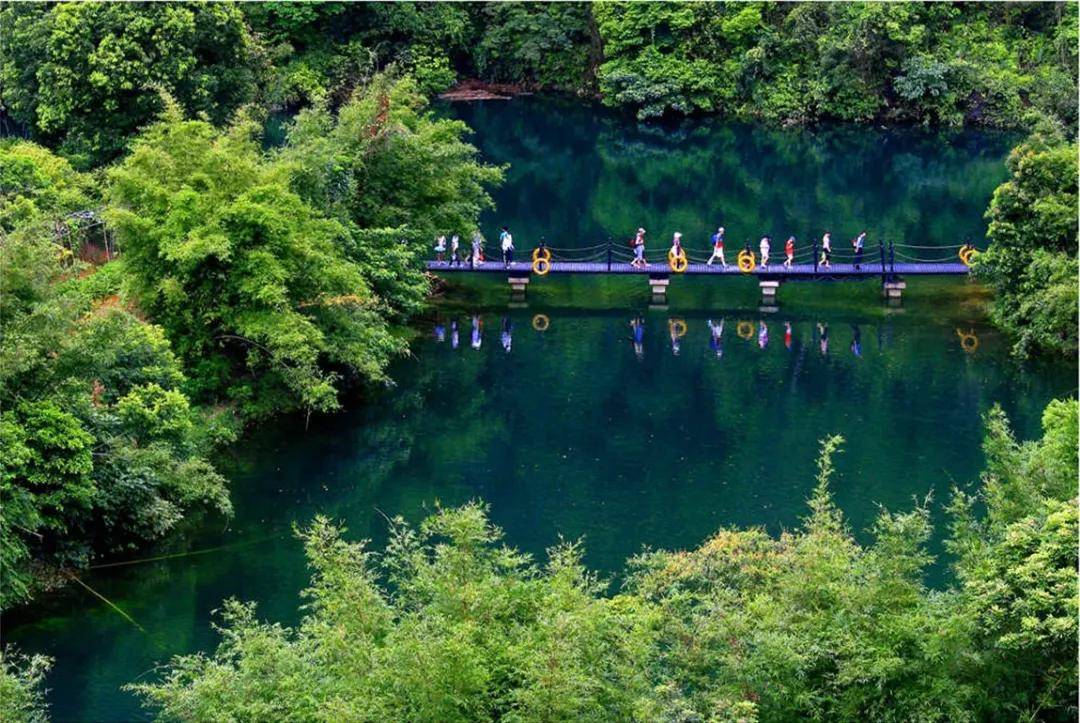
6 99 1076 722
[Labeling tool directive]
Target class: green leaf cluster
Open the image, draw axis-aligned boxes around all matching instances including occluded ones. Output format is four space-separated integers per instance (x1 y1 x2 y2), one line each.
130 401 1078 722
1 2 262 167
976 116 1079 358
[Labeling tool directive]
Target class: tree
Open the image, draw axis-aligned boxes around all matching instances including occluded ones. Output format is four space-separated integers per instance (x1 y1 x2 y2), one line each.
128 403 1078 721
0 650 52 723
0 2 262 166
278 73 503 321
976 116 1079 358
1 141 230 608
106 101 408 417
948 399 1079 720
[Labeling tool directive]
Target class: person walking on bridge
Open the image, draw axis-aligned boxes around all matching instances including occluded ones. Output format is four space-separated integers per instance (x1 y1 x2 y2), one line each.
707 226 726 267
450 234 460 266
500 226 514 268
471 231 485 266
631 227 647 268
670 232 683 260
784 236 795 268
853 231 866 269
435 234 446 263
759 236 771 268
820 232 832 269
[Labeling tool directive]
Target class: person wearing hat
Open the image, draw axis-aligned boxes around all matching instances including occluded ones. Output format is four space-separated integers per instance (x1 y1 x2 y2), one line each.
707 226 726 267
631 227 647 268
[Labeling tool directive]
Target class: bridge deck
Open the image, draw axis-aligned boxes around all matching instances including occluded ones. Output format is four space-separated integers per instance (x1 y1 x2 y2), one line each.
425 261 969 277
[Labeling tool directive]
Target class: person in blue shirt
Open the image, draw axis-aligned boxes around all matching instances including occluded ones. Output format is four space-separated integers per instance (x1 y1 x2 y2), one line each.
853 231 866 269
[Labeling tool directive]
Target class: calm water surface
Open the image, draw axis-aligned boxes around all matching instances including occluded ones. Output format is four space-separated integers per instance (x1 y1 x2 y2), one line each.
7 98 1076 722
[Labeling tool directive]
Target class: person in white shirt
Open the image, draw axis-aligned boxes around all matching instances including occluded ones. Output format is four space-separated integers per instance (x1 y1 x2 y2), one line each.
499 226 514 268
434 235 446 263
471 231 484 266
450 234 460 266
707 226 726 267
820 232 832 268
759 236 771 268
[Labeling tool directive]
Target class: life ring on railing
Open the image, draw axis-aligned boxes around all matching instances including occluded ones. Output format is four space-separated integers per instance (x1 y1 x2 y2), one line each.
532 258 551 276
736 321 755 340
669 253 688 273
737 250 756 273
532 247 552 263
956 328 979 353
532 314 550 332
958 246 978 266
668 318 688 338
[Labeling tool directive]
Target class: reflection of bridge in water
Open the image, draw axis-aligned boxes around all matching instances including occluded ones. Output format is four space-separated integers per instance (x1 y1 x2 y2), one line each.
427 240 976 307
432 313 981 359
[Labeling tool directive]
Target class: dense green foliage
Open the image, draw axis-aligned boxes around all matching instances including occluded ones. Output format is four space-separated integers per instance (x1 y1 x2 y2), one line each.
976 116 1079 358
130 401 1077 722
0 650 52 723
594 2 1078 125
106 77 499 418
0 141 231 608
1 2 261 167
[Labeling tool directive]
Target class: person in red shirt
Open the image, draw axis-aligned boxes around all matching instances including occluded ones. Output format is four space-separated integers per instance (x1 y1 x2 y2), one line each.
784 235 795 268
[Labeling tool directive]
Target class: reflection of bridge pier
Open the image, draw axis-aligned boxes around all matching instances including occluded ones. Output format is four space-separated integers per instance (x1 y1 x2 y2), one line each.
882 279 906 306
648 273 669 306
508 271 530 302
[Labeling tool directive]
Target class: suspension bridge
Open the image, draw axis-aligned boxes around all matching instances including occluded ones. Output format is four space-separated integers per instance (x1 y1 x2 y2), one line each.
425 239 978 306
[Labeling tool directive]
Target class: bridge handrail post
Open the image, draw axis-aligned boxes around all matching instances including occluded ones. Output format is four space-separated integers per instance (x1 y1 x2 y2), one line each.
812 240 818 273
607 237 612 272
889 242 896 278
879 241 886 281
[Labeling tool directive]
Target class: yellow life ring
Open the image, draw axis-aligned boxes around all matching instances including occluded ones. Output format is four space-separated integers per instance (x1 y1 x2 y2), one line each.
532 257 551 276
532 314 550 331
737 250 756 273
668 318 688 338
532 247 552 263
958 247 978 266
955 328 979 353
669 254 688 273
736 321 755 340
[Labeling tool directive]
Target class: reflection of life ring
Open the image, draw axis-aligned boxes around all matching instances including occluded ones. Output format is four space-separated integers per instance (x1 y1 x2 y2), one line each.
956 328 979 353
669 253 688 273
532 314 550 331
736 321 755 340
532 247 552 263
958 246 979 266
532 258 551 275
668 319 688 338
737 250 756 273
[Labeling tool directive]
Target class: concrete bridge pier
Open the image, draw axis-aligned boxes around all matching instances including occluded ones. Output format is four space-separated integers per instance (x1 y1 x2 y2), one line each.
882 279 906 306
648 274 670 305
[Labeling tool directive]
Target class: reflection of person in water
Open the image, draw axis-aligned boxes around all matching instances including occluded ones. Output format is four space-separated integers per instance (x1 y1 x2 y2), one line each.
850 325 862 357
758 321 768 349
630 316 645 359
670 322 681 356
471 315 482 350
817 322 829 355
708 318 724 358
451 319 459 349
434 320 446 342
784 321 792 350
501 316 512 353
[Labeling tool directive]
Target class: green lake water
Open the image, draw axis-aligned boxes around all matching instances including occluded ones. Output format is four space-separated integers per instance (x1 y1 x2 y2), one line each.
6 98 1077 722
